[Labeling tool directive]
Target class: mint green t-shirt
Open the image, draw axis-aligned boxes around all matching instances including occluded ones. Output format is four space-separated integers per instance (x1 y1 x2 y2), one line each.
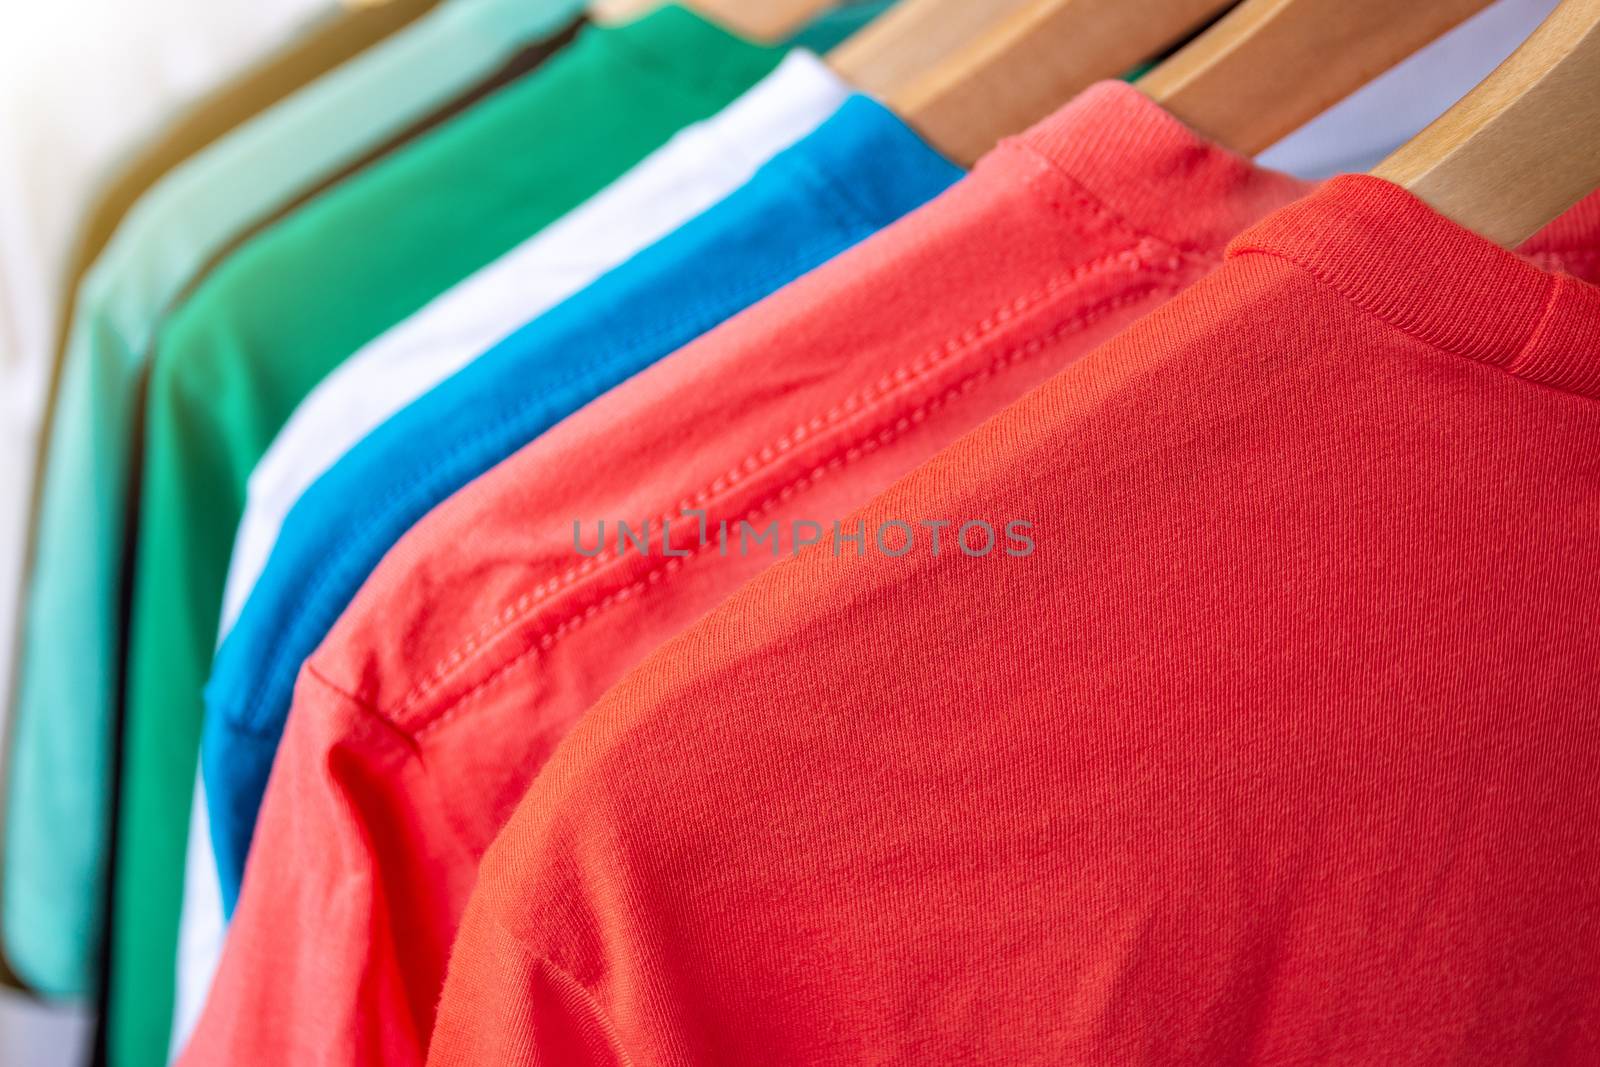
4 0 584 1004
105 9 782 1066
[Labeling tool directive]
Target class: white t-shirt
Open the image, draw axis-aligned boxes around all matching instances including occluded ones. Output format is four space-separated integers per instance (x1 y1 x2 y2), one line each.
170 47 852 1061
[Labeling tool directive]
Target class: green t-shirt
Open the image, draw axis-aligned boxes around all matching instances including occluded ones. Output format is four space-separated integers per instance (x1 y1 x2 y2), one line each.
105 8 782 1066
4 0 584 1004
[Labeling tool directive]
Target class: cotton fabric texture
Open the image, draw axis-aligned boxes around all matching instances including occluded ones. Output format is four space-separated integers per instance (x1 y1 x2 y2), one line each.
198 93 958 924
102 8 779 1066
426 175 1600 1067
215 48 849 640
180 95 959 1067
167 47 850 1059
189 78 1316 1067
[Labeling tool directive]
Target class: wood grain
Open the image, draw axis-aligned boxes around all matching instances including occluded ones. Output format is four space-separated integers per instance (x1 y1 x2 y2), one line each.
1373 0 1600 246
890 0 1237 166
1139 0 1495 156
828 0 1037 98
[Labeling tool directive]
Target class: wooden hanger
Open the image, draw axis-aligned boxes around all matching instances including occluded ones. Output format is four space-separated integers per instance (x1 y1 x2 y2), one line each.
828 0 1038 99
890 0 1238 167
1372 0 1600 247
1139 0 1496 157
590 0 834 41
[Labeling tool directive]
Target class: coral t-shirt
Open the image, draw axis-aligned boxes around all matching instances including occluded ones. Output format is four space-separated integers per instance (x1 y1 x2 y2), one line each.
181 91 962 1067
428 174 1600 1066
193 81 1315 1066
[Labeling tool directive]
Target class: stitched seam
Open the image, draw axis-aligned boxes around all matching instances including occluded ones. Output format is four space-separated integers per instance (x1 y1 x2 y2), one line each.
302 660 378 716
394 242 1186 717
1505 271 1570 379
241 160 904 733
534 956 633 1067
234 227 867 732
410 274 1187 738
1010 140 1220 259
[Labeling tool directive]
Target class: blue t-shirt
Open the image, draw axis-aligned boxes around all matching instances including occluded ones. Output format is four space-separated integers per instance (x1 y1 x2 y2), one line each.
203 95 961 912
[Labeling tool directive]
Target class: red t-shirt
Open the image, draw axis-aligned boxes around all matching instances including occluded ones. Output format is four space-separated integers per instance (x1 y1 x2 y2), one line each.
186 82 1317 1065
426 175 1600 1066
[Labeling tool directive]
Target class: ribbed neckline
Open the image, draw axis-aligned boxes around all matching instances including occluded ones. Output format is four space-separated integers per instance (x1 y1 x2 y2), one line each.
1230 174 1600 399
600 3 786 97
1005 81 1314 254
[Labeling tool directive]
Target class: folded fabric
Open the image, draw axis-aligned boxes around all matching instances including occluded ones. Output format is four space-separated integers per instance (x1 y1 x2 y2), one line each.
192 76 1309 1064
428 178 1600 1066
4 0 586 1003
168 45 848 1059
182 94 959 1067
104 8 781 1065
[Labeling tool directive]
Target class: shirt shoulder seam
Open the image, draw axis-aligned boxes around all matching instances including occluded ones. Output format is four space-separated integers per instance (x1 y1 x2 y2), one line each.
403 247 1189 738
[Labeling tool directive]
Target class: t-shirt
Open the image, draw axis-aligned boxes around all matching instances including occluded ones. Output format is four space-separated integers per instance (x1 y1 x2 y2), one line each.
167 47 849 1060
426 177 1600 1067
177 16 590 295
216 49 849 637
191 77 1311 1063
184 20 1563 1018
106 9 782 1067
0 0 333 670
180 96 958 1067
2 0 589 1005
199 94 958 923
48 0 442 381
0 0 340 992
